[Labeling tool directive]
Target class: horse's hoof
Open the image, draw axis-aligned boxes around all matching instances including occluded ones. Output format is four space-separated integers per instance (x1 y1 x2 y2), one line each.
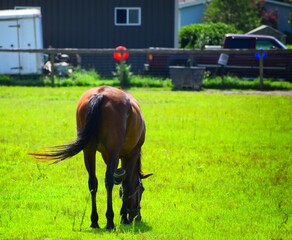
106 223 115 231
90 223 100 229
121 218 130 225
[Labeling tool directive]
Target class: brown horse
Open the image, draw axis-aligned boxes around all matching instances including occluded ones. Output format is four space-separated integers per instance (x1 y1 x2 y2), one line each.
30 86 152 230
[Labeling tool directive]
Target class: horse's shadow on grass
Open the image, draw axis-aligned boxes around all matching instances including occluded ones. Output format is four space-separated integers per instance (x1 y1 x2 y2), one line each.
80 221 152 234
118 221 152 233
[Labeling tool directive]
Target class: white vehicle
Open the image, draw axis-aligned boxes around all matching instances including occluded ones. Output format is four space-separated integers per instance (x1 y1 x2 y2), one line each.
0 8 43 74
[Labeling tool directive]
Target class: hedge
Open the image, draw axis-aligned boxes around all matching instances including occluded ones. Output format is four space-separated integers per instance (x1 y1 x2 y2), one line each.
179 23 240 49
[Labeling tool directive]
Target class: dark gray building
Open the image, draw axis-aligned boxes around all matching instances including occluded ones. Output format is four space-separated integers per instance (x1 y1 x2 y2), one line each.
0 0 178 75
0 0 178 49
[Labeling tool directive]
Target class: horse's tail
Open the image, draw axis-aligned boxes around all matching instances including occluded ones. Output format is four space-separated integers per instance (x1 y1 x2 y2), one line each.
29 94 104 163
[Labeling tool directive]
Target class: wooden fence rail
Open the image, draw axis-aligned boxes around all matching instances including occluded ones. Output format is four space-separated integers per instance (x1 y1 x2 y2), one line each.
0 47 291 54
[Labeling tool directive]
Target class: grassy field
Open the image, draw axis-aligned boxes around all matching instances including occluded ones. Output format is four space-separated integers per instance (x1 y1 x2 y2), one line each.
0 87 291 239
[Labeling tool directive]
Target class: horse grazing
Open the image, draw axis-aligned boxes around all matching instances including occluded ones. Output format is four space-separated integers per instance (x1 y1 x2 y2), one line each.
30 86 152 230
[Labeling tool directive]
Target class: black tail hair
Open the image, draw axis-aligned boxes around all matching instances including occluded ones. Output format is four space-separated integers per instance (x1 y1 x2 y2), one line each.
29 94 104 163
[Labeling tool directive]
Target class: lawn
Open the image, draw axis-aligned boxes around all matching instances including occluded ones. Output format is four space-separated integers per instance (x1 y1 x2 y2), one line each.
0 87 291 239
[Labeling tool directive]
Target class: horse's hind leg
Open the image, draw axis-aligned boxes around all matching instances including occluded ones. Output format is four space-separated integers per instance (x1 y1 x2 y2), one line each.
104 152 119 230
83 147 99 228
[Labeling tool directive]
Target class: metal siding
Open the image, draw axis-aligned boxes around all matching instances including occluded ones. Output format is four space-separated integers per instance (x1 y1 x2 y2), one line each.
0 0 175 48
143 0 175 48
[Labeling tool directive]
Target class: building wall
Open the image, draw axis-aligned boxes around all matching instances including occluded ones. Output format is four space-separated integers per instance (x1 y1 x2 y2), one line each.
0 0 175 48
265 1 292 34
179 3 206 27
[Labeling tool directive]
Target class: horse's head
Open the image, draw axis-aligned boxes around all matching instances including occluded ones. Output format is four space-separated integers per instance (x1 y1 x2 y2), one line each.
116 170 152 222
127 173 152 222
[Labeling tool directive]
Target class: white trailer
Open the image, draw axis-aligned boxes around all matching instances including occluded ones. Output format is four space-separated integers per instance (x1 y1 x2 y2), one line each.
0 9 43 74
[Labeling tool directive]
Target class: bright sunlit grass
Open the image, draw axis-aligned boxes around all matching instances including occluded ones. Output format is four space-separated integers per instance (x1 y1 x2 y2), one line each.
0 87 291 239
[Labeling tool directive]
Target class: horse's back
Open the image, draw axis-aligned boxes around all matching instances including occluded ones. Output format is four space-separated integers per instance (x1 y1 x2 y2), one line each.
77 86 127 126
77 86 145 158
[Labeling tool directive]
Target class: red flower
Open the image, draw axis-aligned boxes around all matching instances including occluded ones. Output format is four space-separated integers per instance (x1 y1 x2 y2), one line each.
113 46 129 61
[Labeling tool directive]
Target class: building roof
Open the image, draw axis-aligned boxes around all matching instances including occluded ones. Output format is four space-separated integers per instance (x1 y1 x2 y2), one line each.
179 0 208 8
247 25 286 36
179 0 202 3
0 8 41 19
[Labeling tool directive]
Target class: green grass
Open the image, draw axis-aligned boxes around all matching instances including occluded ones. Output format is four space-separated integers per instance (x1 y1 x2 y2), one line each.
0 87 291 239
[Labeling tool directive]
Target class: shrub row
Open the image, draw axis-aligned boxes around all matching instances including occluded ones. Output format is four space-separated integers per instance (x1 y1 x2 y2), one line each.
203 76 292 91
179 22 240 49
1 73 291 91
0 72 172 89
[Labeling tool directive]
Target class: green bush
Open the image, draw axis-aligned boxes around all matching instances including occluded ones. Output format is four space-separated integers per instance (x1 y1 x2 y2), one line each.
130 76 172 88
203 76 292 90
1 70 291 90
112 62 133 88
69 68 101 86
0 75 12 85
179 23 240 49
47 68 102 87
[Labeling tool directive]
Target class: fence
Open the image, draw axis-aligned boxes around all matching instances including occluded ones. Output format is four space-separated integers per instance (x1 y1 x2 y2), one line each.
0 48 291 84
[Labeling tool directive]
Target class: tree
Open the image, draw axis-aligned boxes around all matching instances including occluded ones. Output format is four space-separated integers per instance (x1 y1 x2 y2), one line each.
203 0 263 32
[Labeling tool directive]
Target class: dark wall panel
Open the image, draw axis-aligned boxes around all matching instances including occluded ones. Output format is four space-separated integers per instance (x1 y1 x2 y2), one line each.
0 0 175 48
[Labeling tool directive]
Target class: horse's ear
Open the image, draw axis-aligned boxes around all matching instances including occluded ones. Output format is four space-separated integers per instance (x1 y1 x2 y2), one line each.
140 173 153 179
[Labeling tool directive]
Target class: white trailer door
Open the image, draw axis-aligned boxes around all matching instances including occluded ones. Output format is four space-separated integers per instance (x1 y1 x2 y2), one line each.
19 18 40 74
0 20 21 74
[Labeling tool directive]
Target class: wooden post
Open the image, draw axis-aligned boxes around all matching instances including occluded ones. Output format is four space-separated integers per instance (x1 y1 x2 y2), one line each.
50 53 55 87
259 50 264 90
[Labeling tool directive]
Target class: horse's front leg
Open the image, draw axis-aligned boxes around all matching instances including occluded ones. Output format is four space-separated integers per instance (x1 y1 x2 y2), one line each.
119 158 131 224
120 180 130 224
119 152 139 224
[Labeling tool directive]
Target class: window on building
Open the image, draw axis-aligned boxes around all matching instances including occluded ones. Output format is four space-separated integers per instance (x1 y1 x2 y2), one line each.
115 8 141 26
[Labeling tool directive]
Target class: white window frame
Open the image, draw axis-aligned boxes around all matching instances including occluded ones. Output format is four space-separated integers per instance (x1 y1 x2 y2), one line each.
115 7 141 26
